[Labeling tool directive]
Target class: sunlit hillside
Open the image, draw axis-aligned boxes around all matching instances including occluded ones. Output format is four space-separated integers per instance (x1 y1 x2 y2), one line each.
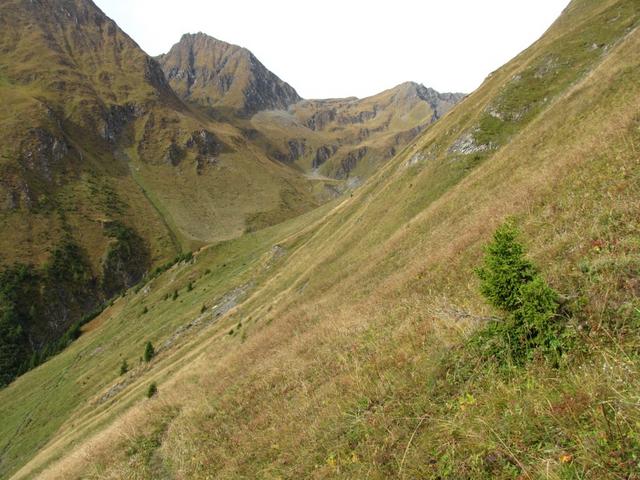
0 0 639 478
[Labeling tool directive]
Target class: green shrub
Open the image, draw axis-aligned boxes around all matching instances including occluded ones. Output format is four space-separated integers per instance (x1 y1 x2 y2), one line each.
201 304 207 314
172 290 178 301
513 277 565 358
473 222 569 366
146 382 157 398
476 222 537 311
120 359 129 375
143 341 155 362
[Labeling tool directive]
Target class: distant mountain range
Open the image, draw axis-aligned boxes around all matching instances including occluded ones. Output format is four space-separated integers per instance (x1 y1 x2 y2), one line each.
158 32 464 180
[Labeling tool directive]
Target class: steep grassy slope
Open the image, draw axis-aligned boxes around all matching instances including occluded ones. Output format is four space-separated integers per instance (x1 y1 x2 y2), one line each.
1 0 640 478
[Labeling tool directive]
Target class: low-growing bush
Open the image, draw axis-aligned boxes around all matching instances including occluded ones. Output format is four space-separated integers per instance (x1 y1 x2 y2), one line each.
143 341 155 362
146 382 157 398
120 359 128 375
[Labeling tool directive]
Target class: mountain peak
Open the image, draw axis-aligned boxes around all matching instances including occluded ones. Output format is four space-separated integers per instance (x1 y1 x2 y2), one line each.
175 32 247 55
388 81 464 100
159 32 301 115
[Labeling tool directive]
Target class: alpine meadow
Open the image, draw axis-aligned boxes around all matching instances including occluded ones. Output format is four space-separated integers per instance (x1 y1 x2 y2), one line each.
0 0 639 479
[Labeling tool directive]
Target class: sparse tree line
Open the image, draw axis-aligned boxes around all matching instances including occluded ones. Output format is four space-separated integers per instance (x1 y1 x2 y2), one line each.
119 341 157 399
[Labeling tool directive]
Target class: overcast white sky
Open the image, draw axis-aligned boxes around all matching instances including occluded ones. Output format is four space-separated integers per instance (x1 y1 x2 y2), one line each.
94 0 569 99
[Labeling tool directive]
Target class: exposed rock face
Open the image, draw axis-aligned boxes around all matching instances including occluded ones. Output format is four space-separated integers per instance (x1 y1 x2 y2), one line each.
336 147 368 179
158 33 301 115
20 129 69 183
100 104 137 143
413 83 465 120
393 125 424 149
0 179 34 211
286 139 307 162
185 129 222 156
164 142 185 166
449 132 492 155
338 108 378 125
304 108 338 131
313 145 338 168
269 139 307 163
185 129 223 173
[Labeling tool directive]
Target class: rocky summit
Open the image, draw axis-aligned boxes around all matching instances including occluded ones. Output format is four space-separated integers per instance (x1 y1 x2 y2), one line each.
158 33 301 116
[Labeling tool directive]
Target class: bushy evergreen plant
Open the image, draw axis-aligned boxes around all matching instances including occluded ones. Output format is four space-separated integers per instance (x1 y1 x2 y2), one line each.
474 222 569 366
